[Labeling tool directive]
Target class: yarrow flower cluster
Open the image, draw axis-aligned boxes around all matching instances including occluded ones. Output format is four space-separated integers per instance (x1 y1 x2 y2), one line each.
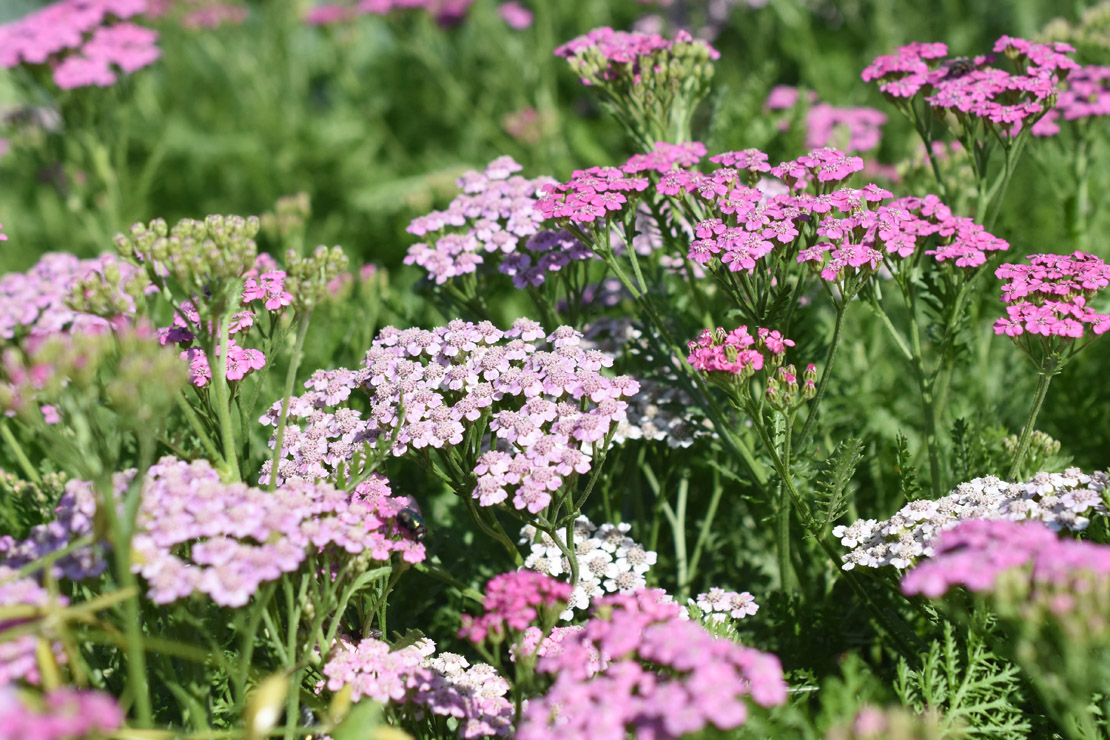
901 518 1110 605
691 587 759 624
404 156 590 288
458 571 572 643
20 458 424 607
304 0 477 27
156 256 292 386
0 0 160 89
520 517 658 618
833 468 1109 570
687 325 795 377
262 319 640 516
322 637 513 738
993 251 1110 340
0 252 139 347
766 85 888 153
0 567 68 685
1031 65 1110 136
861 36 1077 135
554 27 719 85
517 589 788 740
0 685 123 739
0 480 105 581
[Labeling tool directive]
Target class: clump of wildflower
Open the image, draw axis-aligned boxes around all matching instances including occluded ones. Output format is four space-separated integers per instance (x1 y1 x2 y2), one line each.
0 567 69 685
993 251 1110 341
404 157 589 289
690 587 759 624
554 27 719 144
834 468 1108 571
2 252 140 347
0 0 160 89
517 588 788 740
862 37 1076 137
0 685 123 739
459 571 572 643
519 517 658 618
261 319 639 518
322 637 513 738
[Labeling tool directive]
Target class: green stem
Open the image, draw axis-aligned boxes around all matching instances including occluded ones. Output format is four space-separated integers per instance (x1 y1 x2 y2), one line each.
0 420 40 484
798 304 848 445
906 289 943 497
268 310 313 490
209 312 241 481
1007 366 1056 480
684 463 723 594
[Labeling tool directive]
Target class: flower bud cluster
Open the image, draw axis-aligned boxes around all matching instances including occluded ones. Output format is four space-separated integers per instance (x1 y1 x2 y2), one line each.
0 685 123 739
517 588 788 740
834 468 1109 571
520 517 658 619
458 570 572 643
993 251 1110 339
687 325 796 379
1 252 140 348
0 322 187 426
404 157 590 288
259 192 311 242
322 636 513 738
281 244 350 310
261 319 640 516
115 215 260 303
862 36 1077 136
554 25 718 91
0 0 160 89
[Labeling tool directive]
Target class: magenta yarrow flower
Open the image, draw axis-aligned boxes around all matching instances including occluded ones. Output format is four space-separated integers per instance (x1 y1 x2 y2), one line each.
261 319 639 516
322 637 513 738
554 26 719 86
517 588 788 740
0 685 123 740
687 324 793 379
1032 65 1110 136
993 252 1110 340
459 570 573 643
404 157 590 288
862 36 1077 137
0 0 159 89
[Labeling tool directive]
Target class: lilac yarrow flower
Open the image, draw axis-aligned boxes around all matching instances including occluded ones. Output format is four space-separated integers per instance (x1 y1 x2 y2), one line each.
404 157 590 289
0 567 69 685
0 0 159 90
0 479 105 581
45 458 424 607
0 252 139 347
901 518 1110 601
517 588 788 740
0 685 124 739
322 636 513 738
834 468 1109 571
261 319 640 517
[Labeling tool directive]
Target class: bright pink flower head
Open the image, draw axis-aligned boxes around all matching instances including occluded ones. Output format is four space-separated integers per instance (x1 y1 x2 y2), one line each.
459 570 573 643
992 252 1110 340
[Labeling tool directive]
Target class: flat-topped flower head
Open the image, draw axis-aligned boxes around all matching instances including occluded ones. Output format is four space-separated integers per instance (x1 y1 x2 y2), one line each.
459 570 573 643
0 685 123 739
0 1 159 89
404 157 590 288
517 588 787 740
993 252 1110 340
1032 65 1110 136
834 468 1109 571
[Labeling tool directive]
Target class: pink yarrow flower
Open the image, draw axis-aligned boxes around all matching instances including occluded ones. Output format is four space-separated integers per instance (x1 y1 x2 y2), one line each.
459 570 573 643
